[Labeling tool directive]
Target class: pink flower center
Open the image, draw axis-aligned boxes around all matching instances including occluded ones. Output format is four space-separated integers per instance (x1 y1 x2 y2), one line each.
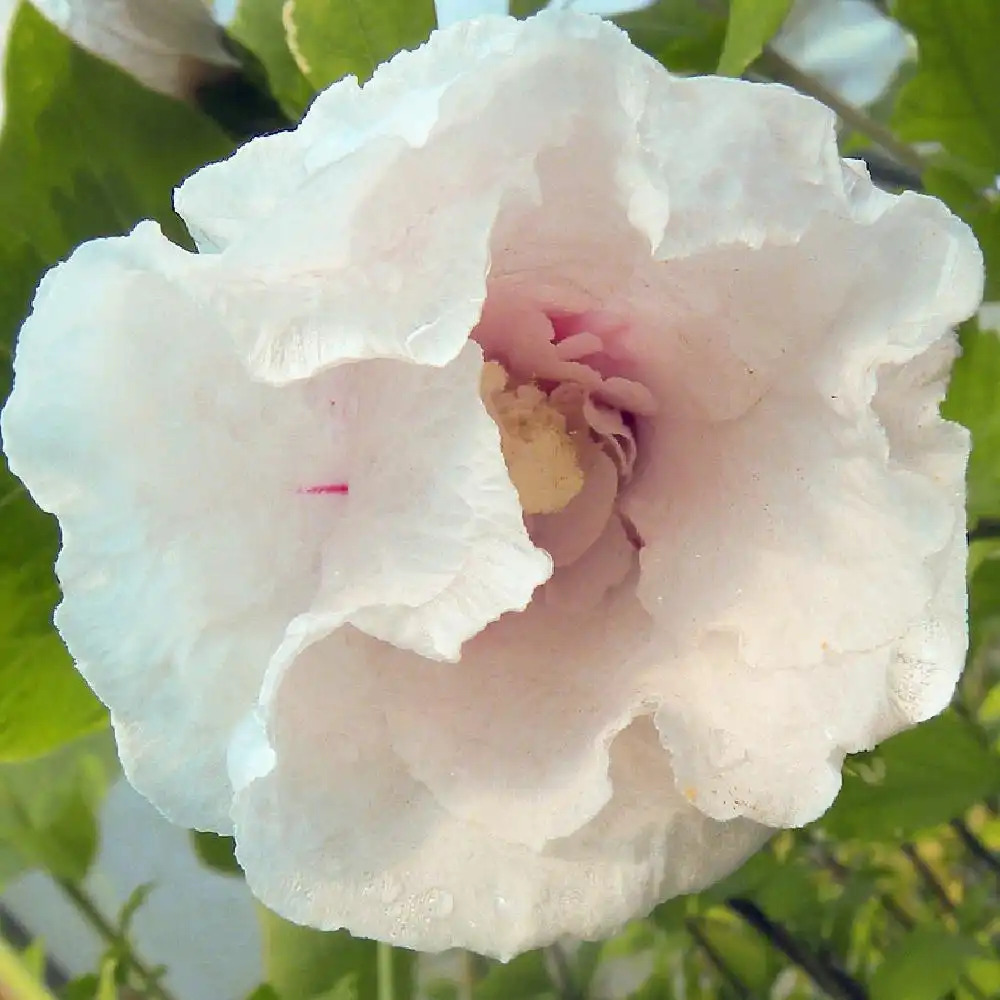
473 295 655 609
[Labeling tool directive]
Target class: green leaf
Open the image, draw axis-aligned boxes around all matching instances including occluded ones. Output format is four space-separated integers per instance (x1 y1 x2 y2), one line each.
310 975 360 1000
692 841 781 906
228 0 315 120
117 883 156 938
693 917 774 993
0 731 118 885
0 3 235 762
258 907 414 1000
871 928 984 1000
615 0 727 75
96 957 119 1000
244 988 282 1000
893 0 1000 174
288 0 436 90
942 321 1000 524
817 710 1000 841
190 830 243 877
717 0 793 76
969 552 1000 669
472 951 553 1000
18 940 45 981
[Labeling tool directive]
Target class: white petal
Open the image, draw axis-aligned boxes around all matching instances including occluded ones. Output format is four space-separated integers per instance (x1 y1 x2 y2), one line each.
546 0 655 13
233 632 767 956
979 302 1000 331
30 0 235 98
176 13 648 381
273 342 551 666
1 224 333 829
3 230 547 832
621 191 979 826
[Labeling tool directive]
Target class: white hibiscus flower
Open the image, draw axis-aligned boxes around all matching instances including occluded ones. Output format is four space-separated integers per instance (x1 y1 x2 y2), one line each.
2 10 981 958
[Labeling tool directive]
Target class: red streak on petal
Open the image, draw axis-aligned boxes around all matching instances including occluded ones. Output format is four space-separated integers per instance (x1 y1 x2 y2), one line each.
299 483 349 496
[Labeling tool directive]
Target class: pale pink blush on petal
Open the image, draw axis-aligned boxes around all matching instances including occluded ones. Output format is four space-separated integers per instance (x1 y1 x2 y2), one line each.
527 444 619 567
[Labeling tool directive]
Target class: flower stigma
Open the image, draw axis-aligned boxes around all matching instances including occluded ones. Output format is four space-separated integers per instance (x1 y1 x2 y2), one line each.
481 360 584 515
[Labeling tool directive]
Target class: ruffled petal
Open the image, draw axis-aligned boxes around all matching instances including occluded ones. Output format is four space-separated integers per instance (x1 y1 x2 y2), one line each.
279 342 551 664
1 224 333 829
231 633 766 956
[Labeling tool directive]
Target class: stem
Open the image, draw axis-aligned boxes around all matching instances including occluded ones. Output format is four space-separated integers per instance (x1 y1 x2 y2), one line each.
755 47 928 177
0 936 60 1000
685 918 753 999
55 879 177 1000
727 898 868 1000
377 941 395 1000
458 951 476 1000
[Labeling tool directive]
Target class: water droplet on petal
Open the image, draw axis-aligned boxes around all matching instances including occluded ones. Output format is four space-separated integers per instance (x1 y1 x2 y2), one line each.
424 888 454 918
382 876 402 903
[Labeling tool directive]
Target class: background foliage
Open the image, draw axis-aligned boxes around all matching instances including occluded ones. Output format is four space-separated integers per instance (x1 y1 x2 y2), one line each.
1 0 999 998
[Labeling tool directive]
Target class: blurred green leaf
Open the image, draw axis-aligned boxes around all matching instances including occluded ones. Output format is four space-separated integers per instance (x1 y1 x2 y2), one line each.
63 974 102 1000
18 939 45 981
228 0 315 119
508 1 545 15
0 731 118 885
817 711 1000 841
0 2 234 762
893 0 1000 174
695 916 774 993
118 883 156 938
965 957 1000 997
190 830 243 877
942 321 1000 524
245 988 282 1000
311 975 361 1000
615 0 727 74
717 0 793 76
259 907 414 1000
871 928 984 1000
693 841 782 906
969 551 1000 668
96 957 119 1000
289 0 436 90
472 950 553 1000
422 984 459 1000
751 861 825 935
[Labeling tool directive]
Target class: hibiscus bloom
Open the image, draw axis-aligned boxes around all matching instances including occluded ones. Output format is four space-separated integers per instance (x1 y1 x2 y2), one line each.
1 11 982 957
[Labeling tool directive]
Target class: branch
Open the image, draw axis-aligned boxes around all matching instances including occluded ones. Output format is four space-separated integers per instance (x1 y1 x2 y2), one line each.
727 898 868 1000
55 879 177 1000
901 844 956 915
951 820 1000 879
